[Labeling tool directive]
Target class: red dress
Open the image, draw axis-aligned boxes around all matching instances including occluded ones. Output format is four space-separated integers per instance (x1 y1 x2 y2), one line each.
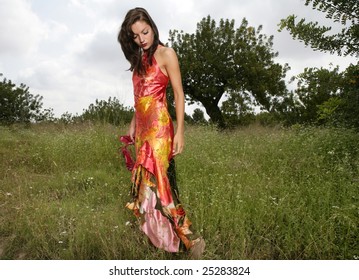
125 49 196 252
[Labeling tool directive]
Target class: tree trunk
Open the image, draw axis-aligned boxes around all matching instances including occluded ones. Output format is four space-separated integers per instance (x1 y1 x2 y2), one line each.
202 102 227 129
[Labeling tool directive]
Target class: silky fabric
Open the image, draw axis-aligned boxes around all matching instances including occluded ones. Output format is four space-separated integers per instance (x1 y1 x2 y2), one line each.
126 48 194 252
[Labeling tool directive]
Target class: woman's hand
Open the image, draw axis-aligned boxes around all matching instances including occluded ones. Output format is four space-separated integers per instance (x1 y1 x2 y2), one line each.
173 131 184 156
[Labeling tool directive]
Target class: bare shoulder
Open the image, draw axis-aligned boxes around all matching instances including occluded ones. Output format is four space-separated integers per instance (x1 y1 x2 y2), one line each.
157 46 178 64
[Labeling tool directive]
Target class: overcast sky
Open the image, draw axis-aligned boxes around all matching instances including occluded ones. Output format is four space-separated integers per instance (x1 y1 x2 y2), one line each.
0 0 356 117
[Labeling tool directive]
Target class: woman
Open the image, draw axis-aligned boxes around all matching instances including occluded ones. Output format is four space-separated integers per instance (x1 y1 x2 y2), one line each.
118 7 205 258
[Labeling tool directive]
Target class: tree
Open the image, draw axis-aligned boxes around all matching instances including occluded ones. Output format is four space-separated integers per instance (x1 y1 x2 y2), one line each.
317 62 359 128
340 63 359 128
191 108 207 124
339 63 359 129
293 66 344 124
168 16 289 128
280 62 359 129
0 74 46 125
279 0 359 57
220 89 255 126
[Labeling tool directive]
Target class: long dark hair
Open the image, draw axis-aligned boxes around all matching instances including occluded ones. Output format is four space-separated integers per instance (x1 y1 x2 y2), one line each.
118 7 163 75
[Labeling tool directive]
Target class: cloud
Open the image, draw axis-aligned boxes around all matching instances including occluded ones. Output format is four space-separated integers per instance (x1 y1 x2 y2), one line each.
16 15 133 116
0 0 357 118
19 50 132 117
0 0 47 55
46 20 69 42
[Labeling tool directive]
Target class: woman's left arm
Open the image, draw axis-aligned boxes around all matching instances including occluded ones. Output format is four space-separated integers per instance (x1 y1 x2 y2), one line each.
163 47 185 156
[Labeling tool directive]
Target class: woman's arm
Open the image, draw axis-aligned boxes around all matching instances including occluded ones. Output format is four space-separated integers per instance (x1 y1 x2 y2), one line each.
162 47 185 156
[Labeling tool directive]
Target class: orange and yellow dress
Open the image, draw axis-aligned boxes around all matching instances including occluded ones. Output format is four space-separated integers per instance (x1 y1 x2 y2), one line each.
125 50 196 252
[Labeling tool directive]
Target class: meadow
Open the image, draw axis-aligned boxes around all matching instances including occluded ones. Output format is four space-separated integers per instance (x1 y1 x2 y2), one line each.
0 123 358 260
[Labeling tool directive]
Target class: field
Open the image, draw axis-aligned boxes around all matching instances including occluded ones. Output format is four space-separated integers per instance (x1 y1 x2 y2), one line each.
0 123 358 260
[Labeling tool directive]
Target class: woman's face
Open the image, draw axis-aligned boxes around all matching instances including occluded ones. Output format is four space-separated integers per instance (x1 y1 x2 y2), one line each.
131 20 154 50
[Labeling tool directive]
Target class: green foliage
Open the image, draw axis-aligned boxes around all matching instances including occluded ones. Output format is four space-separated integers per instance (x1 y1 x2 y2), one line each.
80 97 134 126
318 62 359 129
0 74 53 125
191 108 207 125
317 96 345 124
282 62 359 129
293 65 344 124
169 16 289 128
1 124 358 259
59 111 78 124
277 0 359 128
279 0 359 56
221 89 256 127
254 111 280 127
339 63 359 128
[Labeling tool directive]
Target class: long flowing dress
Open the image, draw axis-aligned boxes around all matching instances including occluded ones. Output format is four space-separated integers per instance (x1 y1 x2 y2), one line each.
125 48 197 253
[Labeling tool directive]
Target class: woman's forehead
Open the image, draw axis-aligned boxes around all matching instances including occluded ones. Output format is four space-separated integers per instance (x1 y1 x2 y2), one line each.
131 20 150 33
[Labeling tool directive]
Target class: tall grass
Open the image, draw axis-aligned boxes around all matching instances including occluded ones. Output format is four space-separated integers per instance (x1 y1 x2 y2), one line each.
0 123 358 259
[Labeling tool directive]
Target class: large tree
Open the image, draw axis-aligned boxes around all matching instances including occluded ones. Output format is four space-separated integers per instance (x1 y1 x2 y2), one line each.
168 16 289 128
279 0 359 57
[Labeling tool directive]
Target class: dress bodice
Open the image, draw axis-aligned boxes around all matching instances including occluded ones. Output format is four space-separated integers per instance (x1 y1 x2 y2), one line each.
132 54 169 111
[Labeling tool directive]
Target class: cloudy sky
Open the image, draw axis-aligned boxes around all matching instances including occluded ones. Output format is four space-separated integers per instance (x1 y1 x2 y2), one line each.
0 0 356 117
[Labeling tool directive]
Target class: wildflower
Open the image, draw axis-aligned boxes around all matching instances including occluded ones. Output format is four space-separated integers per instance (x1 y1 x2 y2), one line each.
270 196 279 205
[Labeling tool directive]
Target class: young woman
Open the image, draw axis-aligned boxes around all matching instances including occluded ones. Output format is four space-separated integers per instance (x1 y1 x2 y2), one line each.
118 7 205 258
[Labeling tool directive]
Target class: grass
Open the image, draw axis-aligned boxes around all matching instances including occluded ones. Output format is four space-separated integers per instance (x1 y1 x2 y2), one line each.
0 123 358 260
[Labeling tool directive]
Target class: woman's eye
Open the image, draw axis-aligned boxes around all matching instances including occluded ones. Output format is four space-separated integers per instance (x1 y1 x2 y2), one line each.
143 31 148 35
